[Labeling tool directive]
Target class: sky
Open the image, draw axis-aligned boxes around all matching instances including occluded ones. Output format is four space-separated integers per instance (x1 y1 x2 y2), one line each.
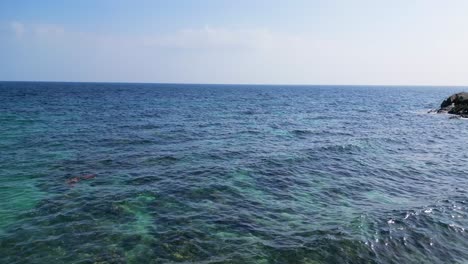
1 0 468 85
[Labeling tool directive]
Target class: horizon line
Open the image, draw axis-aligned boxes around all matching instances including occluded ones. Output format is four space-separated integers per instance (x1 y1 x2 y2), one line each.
0 80 467 88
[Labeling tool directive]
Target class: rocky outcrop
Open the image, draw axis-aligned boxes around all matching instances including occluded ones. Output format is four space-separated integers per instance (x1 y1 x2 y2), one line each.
437 92 468 117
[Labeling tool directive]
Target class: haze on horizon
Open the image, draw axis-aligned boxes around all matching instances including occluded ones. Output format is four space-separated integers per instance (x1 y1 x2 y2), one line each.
1 0 468 86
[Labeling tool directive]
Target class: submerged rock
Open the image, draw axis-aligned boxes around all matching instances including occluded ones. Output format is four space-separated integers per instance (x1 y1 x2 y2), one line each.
437 92 468 118
66 174 96 186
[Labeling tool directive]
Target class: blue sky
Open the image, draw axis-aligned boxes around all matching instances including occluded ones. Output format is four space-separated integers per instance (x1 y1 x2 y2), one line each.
1 0 468 85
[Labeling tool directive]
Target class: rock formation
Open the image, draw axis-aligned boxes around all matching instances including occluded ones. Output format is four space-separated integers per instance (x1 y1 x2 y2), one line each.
437 92 468 118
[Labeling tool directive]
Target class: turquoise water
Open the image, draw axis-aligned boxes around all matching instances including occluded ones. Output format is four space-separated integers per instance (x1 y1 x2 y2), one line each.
0 82 467 263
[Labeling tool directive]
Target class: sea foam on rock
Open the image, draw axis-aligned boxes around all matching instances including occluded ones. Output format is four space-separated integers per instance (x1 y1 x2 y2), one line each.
437 92 468 118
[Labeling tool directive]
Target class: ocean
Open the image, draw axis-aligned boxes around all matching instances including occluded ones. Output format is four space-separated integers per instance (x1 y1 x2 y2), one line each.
0 82 467 263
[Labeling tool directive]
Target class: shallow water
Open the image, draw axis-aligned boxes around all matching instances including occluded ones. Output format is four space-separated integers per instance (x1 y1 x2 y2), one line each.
0 82 467 263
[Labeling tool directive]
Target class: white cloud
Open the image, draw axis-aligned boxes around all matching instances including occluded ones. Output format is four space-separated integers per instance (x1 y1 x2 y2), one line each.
4 22 468 85
10 21 25 37
144 26 275 50
8 21 65 38
33 24 65 36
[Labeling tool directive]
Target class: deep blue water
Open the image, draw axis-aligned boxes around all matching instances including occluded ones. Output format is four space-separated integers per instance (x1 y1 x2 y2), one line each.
0 82 467 263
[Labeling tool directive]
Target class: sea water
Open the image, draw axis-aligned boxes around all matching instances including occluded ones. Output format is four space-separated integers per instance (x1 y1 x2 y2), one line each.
0 82 467 263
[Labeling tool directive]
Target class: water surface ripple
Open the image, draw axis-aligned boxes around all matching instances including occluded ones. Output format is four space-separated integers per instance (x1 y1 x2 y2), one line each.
0 82 467 263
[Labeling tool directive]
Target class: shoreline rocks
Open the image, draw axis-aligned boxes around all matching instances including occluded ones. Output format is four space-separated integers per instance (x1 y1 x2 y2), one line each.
436 92 468 118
